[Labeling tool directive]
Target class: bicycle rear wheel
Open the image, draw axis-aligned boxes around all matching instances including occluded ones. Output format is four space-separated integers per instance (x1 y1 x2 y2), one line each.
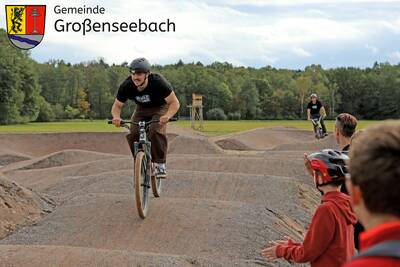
134 151 149 219
151 164 162 197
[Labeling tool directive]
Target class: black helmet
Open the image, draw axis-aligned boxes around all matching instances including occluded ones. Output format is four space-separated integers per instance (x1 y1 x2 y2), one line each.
129 58 151 73
308 149 349 186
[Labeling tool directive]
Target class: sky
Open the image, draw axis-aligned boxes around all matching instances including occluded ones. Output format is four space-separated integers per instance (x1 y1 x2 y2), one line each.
1 0 400 69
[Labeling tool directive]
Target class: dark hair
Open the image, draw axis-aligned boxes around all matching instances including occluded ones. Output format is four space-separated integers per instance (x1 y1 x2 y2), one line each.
349 121 400 217
329 180 344 187
335 113 358 138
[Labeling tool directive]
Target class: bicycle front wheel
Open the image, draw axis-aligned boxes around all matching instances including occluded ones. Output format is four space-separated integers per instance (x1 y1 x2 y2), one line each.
134 151 149 219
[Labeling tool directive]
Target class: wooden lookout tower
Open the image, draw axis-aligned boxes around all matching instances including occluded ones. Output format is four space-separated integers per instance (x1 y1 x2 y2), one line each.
188 93 204 130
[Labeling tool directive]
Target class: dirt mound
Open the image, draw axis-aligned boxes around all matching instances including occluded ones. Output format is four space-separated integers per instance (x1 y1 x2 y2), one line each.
168 136 223 154
0 126 323 266
167 124 224 155
0 151 31 168
0 175 55 239
18 150 118 171
273 134 338 151
168 152 311 184
0 245 274 267
0 194 312 266
167 124 206 138
0 127 198 158
215 138 253 151
213 126 315 151
0 132 132 157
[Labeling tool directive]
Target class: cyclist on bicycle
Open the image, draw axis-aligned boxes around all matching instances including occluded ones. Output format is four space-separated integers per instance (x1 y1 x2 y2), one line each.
111 58 180 178
307 93 328 137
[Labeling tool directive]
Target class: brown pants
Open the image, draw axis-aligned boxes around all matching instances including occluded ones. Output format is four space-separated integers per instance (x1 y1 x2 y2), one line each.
126 105 168 163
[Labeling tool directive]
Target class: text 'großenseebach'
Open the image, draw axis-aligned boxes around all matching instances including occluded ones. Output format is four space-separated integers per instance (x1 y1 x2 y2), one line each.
53 5 176 35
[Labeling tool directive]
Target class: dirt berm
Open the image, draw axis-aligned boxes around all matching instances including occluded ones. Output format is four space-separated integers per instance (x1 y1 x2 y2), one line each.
0 125 335 266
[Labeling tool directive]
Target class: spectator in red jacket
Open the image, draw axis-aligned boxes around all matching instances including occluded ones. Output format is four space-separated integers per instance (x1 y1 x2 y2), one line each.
262 150 357 267
305 113 365 250
343 121 400 267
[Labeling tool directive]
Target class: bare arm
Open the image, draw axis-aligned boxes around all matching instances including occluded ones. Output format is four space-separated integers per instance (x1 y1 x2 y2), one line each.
320 107 326 118
111 99 124 127
160 92 180 124
307 109 311 120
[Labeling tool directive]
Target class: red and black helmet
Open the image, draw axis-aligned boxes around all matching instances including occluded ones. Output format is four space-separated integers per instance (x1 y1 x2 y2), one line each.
308 149 349 186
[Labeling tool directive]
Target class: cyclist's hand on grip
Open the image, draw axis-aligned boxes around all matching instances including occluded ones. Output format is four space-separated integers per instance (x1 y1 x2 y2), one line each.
112 117 122 127
159 115 170 125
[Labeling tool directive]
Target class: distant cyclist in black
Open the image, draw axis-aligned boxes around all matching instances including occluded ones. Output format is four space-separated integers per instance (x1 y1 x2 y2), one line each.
307 93 327 136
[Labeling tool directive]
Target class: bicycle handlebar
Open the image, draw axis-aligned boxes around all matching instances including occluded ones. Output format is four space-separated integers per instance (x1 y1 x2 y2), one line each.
311 117 322 122
108 117 178 126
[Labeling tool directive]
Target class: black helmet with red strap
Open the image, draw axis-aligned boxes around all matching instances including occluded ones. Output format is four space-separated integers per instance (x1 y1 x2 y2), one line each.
308 149 349 186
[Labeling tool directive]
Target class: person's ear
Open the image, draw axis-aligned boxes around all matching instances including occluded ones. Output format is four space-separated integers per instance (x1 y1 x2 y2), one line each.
335 127 339 137
346 181 362 205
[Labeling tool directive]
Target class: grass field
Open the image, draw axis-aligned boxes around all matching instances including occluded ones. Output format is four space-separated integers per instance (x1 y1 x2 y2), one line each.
0 120 384 136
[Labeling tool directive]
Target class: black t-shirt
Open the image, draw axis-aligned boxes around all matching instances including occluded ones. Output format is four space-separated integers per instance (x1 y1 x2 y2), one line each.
342 144 350 154
307 100 322 115
116 73 173 108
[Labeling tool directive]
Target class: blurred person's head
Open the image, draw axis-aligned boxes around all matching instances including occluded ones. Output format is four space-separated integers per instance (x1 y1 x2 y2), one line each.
347 121 400 229
310 93 318 104
335 113 358 149
350 129 365 147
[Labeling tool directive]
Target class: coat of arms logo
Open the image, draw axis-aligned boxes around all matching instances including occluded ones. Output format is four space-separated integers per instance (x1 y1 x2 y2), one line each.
6 5 46 49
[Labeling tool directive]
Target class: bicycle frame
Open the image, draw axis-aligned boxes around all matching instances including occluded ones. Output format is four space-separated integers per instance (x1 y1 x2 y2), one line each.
109 119 156 159
311 116 322 127
311 116 324 139
132 121 152 164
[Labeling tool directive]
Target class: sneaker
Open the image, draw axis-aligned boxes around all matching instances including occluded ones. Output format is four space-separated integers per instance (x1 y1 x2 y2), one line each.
154 163 167 178
324 133 329 137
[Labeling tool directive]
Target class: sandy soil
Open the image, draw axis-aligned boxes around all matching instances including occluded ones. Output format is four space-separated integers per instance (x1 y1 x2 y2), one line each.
0 124 337 267
212 126 314 151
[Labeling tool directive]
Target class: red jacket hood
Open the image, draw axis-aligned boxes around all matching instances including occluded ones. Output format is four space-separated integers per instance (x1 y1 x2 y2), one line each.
360 220 400 250
322 192 357 225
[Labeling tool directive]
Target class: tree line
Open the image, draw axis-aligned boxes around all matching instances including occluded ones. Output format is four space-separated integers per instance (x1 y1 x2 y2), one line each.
1 28 399 125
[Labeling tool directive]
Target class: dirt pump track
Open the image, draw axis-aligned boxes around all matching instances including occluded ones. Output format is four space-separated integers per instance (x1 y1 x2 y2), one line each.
0 125 337 266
